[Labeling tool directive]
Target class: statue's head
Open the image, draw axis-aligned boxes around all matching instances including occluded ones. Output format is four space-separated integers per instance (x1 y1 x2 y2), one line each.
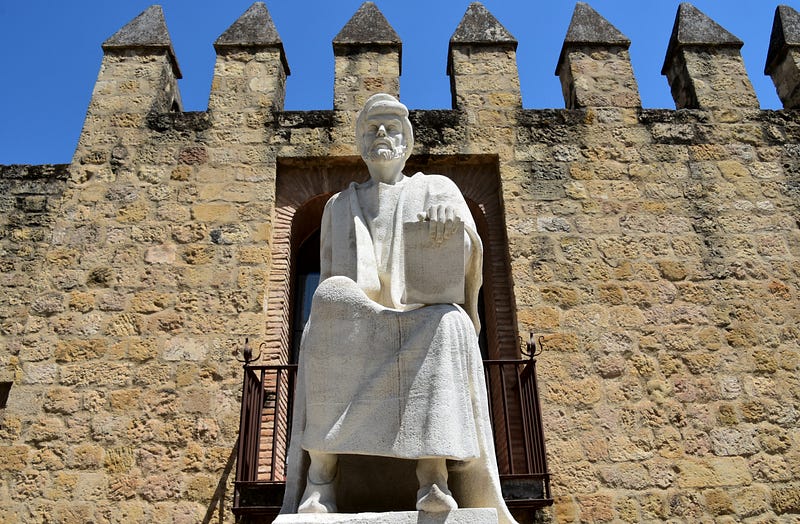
356 94 414 168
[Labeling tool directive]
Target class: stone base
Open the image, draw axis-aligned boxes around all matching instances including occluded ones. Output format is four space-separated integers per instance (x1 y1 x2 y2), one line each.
274 508 498 524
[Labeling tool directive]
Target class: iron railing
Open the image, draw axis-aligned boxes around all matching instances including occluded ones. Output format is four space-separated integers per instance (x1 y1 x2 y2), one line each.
233 365 296 514
233 359 550 517
483 359 552 508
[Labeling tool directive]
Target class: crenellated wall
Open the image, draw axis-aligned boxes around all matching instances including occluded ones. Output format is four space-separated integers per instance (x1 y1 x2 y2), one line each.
1 2 799 523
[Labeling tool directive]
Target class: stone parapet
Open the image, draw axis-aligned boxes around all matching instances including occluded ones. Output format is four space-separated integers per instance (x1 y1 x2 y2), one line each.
72 5 183 181
209 2 289 114
447 3 521 112
555 3 640 109
333 3 401 112
661 3 758 111
100 5 182 81
765 5 800 109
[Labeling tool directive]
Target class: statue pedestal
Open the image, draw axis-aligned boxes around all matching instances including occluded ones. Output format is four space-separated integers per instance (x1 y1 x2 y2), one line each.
274 508 498 524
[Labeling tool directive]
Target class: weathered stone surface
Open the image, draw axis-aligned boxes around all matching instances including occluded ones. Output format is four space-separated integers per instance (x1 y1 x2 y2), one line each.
215 2 283 50
102 5 181 78
661 4 757 110
450 3 516 45
447 3 521 112
138 473 182 502
3 4 800 524
766 5 800 109
0 446 29 471
555 2 638 110
766 5 800 73
29 293 65 316
43 387 81 415
333 2 401 46
772 483 800 514
331 3 401 111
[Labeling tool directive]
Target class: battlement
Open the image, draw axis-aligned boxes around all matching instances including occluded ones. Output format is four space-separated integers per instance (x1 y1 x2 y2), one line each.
79 2 800 119
2 3 800 523
66 1 800 178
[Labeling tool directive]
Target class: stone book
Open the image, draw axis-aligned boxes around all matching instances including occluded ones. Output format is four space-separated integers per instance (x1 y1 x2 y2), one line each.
402 220 466 305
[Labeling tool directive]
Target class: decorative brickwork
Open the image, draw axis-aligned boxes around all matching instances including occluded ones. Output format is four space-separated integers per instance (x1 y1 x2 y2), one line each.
2 2 800 523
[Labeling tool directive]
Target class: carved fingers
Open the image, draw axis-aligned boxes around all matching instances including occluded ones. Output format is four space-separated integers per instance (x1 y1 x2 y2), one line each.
417 204 462 244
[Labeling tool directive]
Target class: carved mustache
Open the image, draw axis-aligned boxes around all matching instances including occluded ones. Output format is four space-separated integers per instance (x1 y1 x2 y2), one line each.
371 138 394 149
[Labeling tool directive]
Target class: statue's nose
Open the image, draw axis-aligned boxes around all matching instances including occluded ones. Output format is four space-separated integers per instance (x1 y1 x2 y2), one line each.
377 124 387 137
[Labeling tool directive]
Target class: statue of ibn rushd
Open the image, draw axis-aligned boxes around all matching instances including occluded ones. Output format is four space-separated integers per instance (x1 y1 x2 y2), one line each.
281 94 517 523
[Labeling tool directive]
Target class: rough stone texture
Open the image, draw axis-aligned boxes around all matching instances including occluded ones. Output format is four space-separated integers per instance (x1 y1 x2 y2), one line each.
556 4 640 109
333 3 401 112
333 2 401 46
559 3 629 48
2 2 800 524
448 3 520 112
557 47 640 110
766 5 800 109
662 3 758 110
449 3 516 46
102 5 181 79
766 48 800 110
334 48 400 113
215 2 283 49
213 2 289 80
766 5 800 73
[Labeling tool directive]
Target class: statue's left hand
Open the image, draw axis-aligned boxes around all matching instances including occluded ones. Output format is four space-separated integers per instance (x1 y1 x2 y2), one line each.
418 205 462 244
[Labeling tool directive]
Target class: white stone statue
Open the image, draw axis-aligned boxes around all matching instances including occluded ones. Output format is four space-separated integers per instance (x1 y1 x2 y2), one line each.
280 94 517 524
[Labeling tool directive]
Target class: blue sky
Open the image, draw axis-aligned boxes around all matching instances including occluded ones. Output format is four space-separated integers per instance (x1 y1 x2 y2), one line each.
0 1 797 165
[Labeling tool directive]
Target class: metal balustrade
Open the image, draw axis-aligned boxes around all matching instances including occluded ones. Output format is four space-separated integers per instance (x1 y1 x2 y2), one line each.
233 359 550 519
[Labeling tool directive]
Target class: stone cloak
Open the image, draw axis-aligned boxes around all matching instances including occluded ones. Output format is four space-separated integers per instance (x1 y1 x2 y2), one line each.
281 173 517 524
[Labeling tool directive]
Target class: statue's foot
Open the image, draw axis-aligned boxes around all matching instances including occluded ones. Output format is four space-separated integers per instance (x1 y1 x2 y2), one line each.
297 478 337 513
416 483 458 513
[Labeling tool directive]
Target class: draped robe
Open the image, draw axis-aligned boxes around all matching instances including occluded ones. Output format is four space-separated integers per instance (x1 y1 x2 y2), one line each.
281 173 517 523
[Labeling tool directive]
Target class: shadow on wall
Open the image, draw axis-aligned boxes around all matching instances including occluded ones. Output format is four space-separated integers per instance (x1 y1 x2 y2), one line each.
203 444 237 524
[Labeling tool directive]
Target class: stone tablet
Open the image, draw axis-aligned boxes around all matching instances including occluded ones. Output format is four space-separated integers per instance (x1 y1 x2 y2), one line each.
402 220 465 305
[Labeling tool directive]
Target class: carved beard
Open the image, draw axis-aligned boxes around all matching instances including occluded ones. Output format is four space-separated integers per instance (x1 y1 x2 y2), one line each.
365 140 406 163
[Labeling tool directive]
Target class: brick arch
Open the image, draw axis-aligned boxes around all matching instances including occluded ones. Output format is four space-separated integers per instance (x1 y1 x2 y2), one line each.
266 160 367 363
266 155 519 364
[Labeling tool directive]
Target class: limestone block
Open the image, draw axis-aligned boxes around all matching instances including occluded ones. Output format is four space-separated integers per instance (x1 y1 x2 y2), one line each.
576 494 614 522
332 5 401 111
138 473 182 502
30 293 65 316
31 445 64 471
0 446 30 471
274 509 498 524
772 483 800 514
553 496 578 522
661 4 758 110
556 4 640 109
731 485 770 518
43 387 81 415
162 337 208 362
448 5 520 110
185 474 216 502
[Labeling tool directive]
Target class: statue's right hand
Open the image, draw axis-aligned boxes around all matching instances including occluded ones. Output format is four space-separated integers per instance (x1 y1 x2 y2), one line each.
417 205 462 244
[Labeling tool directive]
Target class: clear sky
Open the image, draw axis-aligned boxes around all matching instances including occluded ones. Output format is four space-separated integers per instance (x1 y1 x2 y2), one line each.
0 1 797 165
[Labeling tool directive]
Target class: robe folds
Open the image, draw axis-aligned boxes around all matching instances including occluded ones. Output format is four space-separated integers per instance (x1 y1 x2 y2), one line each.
281 173 518 524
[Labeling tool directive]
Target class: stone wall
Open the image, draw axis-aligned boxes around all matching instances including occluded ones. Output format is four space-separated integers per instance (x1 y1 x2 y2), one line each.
1 2 799 523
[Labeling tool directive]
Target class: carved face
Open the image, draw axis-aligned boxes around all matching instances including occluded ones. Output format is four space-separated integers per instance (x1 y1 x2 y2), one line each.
360 113 406 163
